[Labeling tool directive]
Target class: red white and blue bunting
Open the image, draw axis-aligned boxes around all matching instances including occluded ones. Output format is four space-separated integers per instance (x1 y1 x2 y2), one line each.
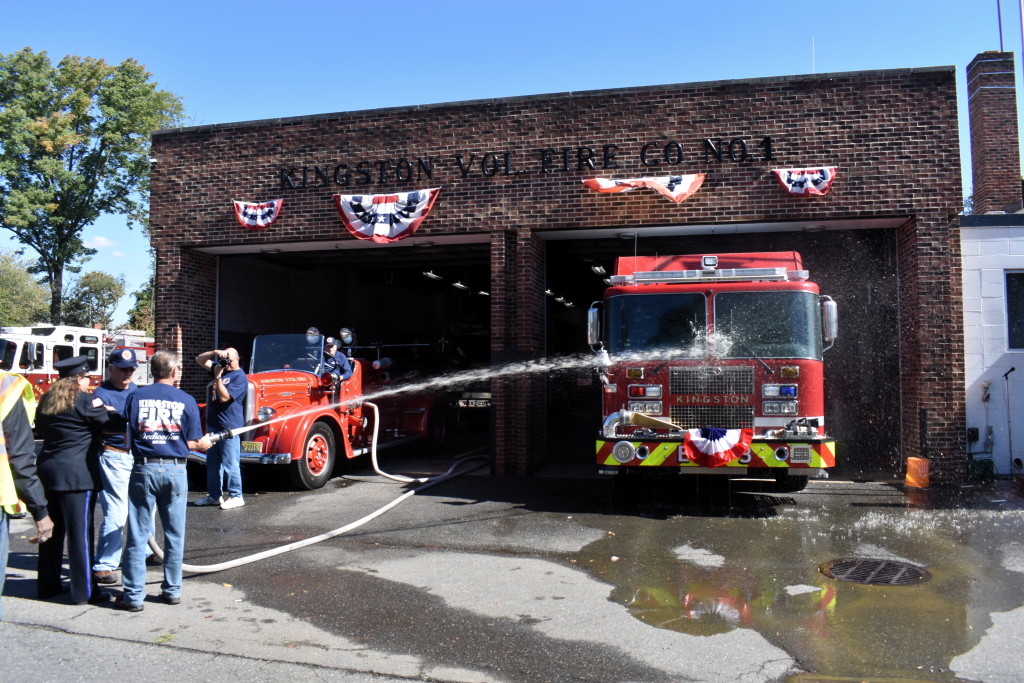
582 174 706 204
233 198 284 230
682 426 754 468
333 188 441 243
772 167 837 196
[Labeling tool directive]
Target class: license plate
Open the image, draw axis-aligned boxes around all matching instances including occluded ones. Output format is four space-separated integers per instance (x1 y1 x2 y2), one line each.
790 444 812 464
241 441 263 454
458 399 490 408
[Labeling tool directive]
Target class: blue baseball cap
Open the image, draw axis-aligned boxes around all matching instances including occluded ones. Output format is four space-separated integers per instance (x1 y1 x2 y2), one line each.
108 348 138 368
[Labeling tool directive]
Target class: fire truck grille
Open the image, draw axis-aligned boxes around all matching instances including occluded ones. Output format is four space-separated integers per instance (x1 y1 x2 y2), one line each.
669 367 754 394
670 405 755 430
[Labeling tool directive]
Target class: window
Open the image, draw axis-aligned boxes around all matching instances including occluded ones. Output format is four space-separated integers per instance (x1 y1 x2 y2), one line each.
604 293 707 355
1007 272 1024 349
714 290 823 360
0 340 15 371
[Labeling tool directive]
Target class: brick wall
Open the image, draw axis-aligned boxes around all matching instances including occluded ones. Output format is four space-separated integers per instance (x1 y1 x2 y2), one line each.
968 52 1021 213
150 66 965 481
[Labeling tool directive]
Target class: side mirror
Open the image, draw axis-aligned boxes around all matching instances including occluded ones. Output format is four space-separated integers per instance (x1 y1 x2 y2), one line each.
821 296 838 344
587 303 602 348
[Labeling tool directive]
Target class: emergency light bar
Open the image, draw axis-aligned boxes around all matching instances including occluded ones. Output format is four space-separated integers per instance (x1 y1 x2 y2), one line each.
610 268 809 285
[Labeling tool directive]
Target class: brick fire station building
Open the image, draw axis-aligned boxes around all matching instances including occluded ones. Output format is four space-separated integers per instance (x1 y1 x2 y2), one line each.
149 60 974 482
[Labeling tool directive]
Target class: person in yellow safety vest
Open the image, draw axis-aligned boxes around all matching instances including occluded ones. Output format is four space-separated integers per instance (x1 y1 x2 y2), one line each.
0 371 53 620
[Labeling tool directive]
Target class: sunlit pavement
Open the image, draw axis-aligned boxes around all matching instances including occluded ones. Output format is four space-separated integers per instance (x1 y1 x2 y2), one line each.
4 455 1024 683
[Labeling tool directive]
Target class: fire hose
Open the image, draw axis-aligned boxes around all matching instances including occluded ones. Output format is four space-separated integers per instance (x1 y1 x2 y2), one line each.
146 401 490 574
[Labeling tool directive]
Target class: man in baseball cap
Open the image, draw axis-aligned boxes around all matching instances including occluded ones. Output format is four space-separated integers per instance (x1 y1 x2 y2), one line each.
92 347 146 585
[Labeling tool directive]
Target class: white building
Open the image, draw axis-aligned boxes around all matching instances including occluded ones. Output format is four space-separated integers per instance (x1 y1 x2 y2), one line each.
961 214 1024 474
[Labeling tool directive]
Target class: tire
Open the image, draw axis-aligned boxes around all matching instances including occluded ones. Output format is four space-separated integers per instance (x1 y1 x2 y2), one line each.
427 403 450 445
289 422 336 490
773 472 809 493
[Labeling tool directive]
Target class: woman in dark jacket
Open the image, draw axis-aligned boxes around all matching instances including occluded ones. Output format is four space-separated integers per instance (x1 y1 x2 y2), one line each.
35 355 124 605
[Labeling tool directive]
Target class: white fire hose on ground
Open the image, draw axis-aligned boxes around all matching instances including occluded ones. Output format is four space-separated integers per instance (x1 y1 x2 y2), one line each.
147 401 490 574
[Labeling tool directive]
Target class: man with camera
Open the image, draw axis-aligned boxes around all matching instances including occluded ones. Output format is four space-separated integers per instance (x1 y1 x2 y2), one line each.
193 347 249 510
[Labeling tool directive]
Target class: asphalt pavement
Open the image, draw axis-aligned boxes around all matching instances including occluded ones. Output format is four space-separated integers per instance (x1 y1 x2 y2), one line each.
3 452 1024 683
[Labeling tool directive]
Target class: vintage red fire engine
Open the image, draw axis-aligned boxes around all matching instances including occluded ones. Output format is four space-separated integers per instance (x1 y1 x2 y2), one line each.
0 325 154 399
191 327 448 490
588 252 838 491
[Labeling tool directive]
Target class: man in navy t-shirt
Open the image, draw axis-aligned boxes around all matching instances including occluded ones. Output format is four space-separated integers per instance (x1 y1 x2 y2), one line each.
116 350 211 612
193 347 249 510
92 347 141 585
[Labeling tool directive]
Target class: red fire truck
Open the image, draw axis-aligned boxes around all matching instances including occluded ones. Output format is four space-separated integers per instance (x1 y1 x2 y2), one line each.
588 252 838 491
192 327 449 490
0 325 154 398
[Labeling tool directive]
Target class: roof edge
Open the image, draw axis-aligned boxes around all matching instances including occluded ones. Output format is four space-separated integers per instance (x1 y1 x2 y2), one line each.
153 65 956 137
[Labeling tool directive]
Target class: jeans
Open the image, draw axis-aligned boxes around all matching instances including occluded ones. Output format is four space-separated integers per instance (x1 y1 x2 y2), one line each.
122 460 187 603
95 448 154 572
206 435 242 499
94 448 132 572
1 509 8 620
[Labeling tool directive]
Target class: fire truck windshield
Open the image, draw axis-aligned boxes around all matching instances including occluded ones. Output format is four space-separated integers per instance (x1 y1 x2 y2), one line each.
250 334 323 374
714 290 822 360
604 293 706 355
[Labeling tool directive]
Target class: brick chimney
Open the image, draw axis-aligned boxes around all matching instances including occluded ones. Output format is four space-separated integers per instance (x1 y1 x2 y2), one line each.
968 51 1022 213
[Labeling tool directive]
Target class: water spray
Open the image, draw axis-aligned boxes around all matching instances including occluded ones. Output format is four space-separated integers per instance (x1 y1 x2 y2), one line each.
148 401 489 574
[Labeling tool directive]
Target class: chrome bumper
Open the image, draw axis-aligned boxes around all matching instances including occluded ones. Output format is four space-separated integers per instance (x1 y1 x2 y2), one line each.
188 451 292 465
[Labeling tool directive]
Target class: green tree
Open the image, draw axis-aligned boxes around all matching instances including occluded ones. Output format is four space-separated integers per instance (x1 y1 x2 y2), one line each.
124 273 154 336
0 248 48 325
62 270 125 329
0 47 183 322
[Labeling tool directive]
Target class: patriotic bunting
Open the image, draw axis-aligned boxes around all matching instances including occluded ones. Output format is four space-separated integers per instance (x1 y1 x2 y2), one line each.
333 188 441 243
682 426 754 468
233 198 284 230
773 167 837 196
582 174 705 203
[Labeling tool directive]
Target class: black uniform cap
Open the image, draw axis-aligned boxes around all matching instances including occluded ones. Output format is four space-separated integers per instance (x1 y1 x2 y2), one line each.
54 355 91 378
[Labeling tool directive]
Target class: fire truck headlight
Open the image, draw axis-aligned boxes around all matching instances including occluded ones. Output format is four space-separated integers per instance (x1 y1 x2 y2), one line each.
612 440 636 464
763 400 798 415
762 384 797 398
627 384 662 399
627 401 662 414
256 406 276 423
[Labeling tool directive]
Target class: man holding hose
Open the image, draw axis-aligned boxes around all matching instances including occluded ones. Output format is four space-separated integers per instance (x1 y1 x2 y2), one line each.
116 351 211 612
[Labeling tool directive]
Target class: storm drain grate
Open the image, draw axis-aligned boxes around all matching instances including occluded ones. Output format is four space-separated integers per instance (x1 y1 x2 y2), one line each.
819 558 931 586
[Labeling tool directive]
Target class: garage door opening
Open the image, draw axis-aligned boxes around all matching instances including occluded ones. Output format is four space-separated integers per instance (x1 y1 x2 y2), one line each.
214 240 494 446
541 227 901 478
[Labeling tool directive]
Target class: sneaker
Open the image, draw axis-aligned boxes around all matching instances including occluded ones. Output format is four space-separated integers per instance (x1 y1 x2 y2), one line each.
220 496 245 510
114 596 144 612
145 554 163 566
193 495 223 506
159 592 181 605
93 570 118 585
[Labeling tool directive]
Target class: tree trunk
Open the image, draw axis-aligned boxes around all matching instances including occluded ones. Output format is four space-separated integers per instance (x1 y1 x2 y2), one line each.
48 264 63 323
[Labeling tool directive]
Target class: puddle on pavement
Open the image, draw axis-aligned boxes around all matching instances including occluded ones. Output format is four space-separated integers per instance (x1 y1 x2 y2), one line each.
574 481 1024 681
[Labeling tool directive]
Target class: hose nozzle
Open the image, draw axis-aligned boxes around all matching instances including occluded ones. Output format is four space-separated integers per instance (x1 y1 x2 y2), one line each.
205 429 234 444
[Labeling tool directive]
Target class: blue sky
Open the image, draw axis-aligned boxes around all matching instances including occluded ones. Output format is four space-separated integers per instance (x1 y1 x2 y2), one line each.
1 0 1018 323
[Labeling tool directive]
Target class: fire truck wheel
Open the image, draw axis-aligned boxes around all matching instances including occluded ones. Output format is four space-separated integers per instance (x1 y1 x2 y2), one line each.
289 422 336 490
772 472 809 493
